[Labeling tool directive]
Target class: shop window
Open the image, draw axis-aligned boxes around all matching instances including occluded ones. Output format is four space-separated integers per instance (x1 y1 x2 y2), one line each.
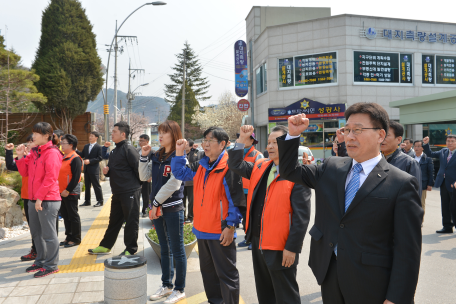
324 121 339 128
256 63 267 95
300 132 323 148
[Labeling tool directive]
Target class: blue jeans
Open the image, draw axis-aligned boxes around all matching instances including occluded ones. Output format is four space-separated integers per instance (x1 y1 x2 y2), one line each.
153 210 187 291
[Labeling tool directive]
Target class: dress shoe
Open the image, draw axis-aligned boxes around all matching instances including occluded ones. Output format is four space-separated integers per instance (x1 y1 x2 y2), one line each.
79 201 91 207
436 227 453 233
64 242 80 248
93 202 103 207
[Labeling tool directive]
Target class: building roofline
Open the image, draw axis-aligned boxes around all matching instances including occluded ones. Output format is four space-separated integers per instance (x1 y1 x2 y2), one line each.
390 90 456 107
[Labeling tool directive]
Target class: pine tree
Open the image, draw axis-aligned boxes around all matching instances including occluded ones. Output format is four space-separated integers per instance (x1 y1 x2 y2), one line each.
164 41 210 105
32 0 103 133
167 81 199 126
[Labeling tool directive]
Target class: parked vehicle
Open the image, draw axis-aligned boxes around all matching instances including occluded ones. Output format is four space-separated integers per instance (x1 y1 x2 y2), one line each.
298 146 315 164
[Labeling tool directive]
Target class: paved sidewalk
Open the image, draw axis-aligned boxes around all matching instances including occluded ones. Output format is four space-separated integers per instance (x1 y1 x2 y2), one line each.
1 184 456 304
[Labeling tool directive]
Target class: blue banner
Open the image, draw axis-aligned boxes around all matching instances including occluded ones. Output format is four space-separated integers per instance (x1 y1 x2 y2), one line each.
234 40 248 97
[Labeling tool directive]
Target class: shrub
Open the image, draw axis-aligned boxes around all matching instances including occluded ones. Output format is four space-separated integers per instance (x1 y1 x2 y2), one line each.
148 223 196 245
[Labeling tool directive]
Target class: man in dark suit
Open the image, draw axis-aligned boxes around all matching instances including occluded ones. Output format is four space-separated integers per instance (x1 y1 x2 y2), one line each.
423 134 456 233
77 131 104 207
413 140 434 225
278 102 423 304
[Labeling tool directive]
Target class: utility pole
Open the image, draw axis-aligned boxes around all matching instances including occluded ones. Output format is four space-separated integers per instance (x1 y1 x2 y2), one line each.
181 50 186 137
114 21 118 125
120 100 123 121
127 58 144 126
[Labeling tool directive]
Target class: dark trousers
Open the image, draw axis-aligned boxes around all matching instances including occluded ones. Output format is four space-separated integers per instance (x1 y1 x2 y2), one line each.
85 173 103 203
141 181 152 213
100 189 141 254
23 199 36 251
183 186 194 220
60 195 81 243
251 236 300 304
153 210 187 291
321 254 345 304
440 179 456 229
198 239 239 304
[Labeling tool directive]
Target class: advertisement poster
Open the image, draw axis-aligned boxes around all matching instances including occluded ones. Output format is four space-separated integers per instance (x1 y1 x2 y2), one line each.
353 51 399 83
295 52 337 86
436 55 456 85
278 58 294 88
400 54 413 83
269 98 345 122
234 40 248 97
422 55 435 84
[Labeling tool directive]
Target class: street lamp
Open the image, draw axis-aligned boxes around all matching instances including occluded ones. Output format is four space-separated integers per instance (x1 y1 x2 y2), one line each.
103 2 166 143
127 83 150 125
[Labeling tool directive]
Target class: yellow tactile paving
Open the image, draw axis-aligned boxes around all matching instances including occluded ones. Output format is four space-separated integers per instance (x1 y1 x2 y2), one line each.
59 197 112 273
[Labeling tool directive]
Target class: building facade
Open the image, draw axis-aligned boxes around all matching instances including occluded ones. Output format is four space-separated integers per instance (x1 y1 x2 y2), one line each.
245 7 456 158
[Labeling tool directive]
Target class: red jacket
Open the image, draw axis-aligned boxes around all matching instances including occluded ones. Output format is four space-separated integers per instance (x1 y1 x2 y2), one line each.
16 141 63 201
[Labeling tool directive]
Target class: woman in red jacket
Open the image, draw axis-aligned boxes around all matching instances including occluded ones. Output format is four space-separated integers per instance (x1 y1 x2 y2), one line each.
16 122 63 278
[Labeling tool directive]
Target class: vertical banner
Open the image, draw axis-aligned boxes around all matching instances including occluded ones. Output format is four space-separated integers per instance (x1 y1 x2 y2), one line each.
234 40 248 97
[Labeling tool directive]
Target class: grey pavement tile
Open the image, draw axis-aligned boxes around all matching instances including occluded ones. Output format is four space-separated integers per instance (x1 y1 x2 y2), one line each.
3 295 40 304
72 291 103 303
9 285 45 297
43 283 78 295
17 278 51 287
0 282 18 288
79 276 104 283
0 287 14 298
49 277 80 284
37 293 74 304
76 281 104 292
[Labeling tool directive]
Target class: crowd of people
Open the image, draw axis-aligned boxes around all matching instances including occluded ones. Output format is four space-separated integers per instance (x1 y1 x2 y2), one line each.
4 101 456 304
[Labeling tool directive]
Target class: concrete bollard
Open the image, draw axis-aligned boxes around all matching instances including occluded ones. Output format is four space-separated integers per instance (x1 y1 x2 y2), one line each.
104 255 147 304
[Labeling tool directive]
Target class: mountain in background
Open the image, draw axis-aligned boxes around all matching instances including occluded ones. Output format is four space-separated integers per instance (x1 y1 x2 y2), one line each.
86 89 170 123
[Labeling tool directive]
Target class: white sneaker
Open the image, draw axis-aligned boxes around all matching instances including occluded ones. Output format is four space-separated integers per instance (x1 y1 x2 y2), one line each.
164 290 186 303
150 286 173 301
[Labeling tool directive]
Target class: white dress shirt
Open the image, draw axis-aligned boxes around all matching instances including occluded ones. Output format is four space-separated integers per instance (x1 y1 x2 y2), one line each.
88 143 94 154
414 154 423 163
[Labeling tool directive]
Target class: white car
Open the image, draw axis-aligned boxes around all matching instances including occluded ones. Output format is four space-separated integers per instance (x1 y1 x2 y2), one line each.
298 146 315 164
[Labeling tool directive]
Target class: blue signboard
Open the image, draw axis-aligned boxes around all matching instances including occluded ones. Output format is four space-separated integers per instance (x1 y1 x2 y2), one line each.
234 40 248 97
268 98 346 122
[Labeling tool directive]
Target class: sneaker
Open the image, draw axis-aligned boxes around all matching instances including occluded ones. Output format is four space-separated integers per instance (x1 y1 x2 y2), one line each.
248 244 252 250
238 240 250 247
142 212 147 218
120 250 131 256
164 290 186 303
21 248 37 261
26 264 42 273
88 246 111 255
150 286 173 301
34 268 59 278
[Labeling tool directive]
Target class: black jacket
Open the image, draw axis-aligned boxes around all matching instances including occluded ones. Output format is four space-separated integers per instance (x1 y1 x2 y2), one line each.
5 149 18 172
185 148 204 186
331 142 348 157
278 135 422 304
386 148 422 198
76 143 103 174
416 153 434 190
105 140 141 195
227 147 311 257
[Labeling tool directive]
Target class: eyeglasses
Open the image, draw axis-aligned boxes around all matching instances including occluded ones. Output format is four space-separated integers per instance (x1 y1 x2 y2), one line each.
341 127 380 136
202 139 219 145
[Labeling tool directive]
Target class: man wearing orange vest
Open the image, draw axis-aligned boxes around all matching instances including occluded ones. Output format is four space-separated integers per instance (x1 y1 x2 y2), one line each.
228 125 311 304
59 134 83 248
236 131 263 249
172 127 245 304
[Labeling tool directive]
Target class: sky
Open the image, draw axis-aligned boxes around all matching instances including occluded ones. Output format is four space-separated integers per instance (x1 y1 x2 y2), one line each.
1 0 455 107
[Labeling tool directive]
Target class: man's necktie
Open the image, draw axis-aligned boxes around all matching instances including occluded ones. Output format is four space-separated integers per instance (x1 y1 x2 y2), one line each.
344 163 363 213
89 144 93 154
267 166 277 188
448 151 453 164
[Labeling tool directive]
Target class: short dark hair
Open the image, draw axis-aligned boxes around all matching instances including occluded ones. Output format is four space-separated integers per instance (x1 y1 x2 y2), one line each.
62 134 78 150
447 134 456 140
54 130 64 138
414 140 424 146
388 121 404 138
204 127 229 146
271 125 288 136
26 134 33 142
345 102 389 135
114 121 130 138
139 134 150 141
91 131 100 138
187 139 195 147
403 138 412 144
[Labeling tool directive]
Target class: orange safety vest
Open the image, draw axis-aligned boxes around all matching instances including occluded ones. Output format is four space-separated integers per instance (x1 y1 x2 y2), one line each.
246 158 295 251
58 151 83 194
242 146 262 191
193 152 231 234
